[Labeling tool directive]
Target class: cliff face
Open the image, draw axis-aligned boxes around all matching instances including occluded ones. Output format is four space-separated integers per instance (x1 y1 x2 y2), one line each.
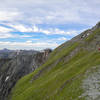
0 49 52 100
10 22 100 100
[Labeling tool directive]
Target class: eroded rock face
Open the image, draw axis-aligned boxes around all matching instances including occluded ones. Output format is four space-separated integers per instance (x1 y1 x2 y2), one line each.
0 49 52 100
81 66 100 100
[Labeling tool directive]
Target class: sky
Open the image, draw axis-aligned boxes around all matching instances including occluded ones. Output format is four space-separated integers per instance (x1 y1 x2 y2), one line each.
0 0 100 50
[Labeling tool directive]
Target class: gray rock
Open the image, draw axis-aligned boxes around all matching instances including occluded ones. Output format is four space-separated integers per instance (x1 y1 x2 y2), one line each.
0 49 52 100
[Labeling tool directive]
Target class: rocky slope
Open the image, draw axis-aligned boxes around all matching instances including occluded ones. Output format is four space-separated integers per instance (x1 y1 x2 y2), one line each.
0 49 52 100
10 22 100 100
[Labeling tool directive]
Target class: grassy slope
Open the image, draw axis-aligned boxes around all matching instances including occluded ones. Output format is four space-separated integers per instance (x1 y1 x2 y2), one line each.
85 29 100 42
11 29 100 100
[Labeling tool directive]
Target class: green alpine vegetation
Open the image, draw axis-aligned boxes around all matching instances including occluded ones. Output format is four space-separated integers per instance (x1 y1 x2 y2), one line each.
10 22 100 100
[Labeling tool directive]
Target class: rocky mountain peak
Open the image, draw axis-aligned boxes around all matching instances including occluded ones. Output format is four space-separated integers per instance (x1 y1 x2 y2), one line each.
92 21 100 31
0 49 52 100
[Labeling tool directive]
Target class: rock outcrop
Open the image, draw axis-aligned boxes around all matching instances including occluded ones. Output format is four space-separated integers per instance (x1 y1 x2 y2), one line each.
0 49 52 100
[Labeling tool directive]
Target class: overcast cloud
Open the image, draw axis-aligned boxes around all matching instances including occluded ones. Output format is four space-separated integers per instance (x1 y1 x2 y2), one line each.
0 0 100 50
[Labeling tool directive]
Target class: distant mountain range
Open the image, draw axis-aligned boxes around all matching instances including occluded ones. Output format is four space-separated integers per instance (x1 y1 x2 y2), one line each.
0 48 38 59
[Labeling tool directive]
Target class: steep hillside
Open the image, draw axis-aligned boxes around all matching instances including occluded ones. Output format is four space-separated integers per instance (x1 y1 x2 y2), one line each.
10 22 100 100
0 49 52 100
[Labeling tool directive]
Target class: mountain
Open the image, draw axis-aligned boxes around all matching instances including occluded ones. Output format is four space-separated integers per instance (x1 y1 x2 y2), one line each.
0 49 52 100
0 49 39 59
0 48 13 53
9 22 100 100
0 49 15 59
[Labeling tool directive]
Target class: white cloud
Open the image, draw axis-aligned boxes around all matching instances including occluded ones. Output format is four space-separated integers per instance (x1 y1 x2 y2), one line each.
57 37 67 41
0 32 32 39
0 10 20 22
8 24 39 32
0 41 59 50
20 35 31 38
0 0 100 50
0 26 32 38
0 26 14 38
0 0 100 25
0 33 14 38
33 25 39 32
6 24 79 36
26 40 32 43
39 29 51 34
0 26 13 32
8 24 33 32
39 28 79 36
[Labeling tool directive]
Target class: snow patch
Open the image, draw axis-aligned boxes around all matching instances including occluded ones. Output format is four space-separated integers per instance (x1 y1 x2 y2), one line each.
5 76 9 82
